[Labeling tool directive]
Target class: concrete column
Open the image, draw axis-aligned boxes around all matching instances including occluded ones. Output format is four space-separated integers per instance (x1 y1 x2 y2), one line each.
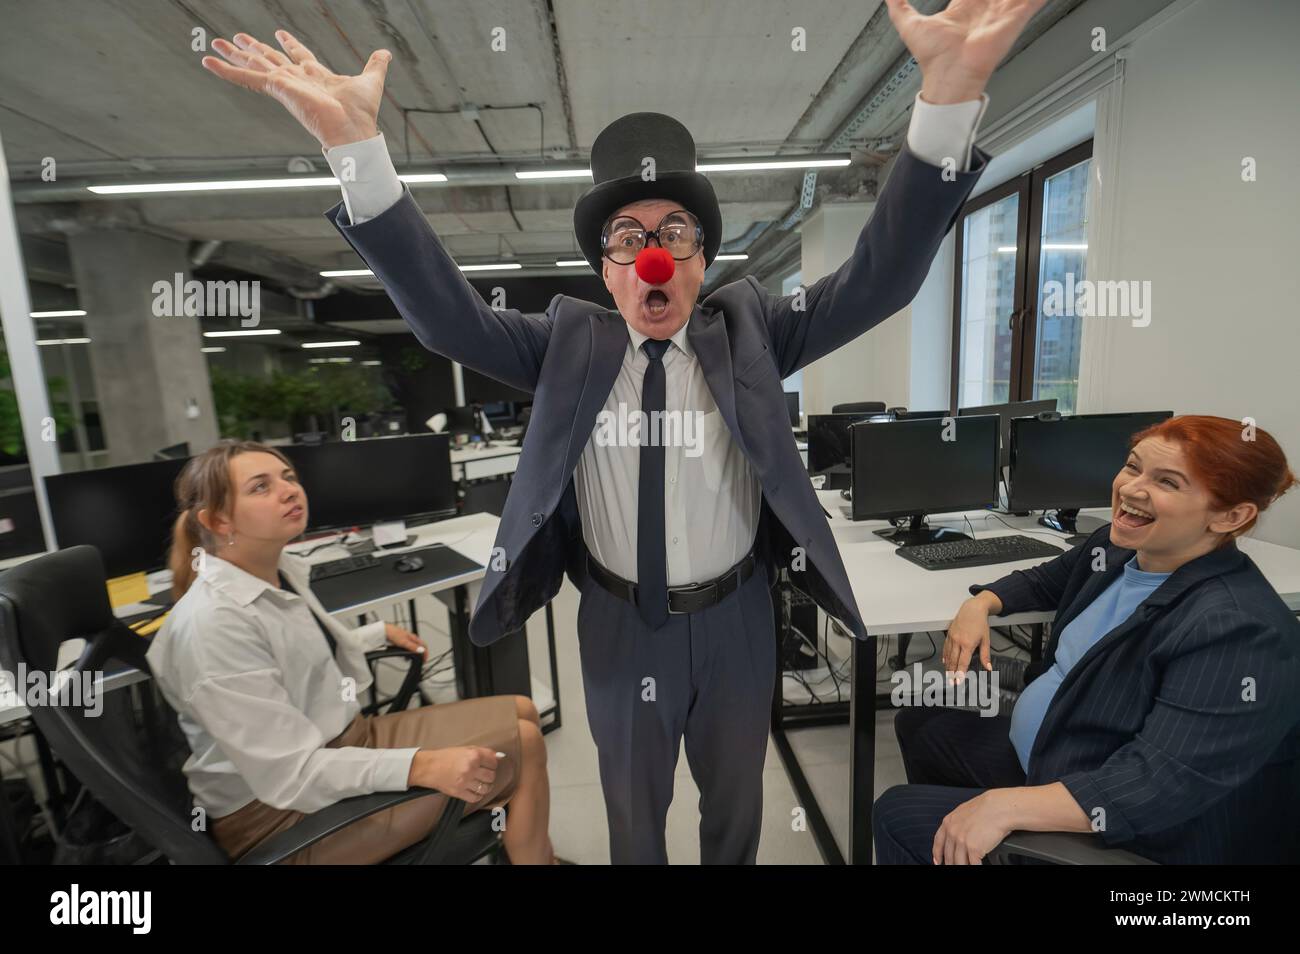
65 230 219 465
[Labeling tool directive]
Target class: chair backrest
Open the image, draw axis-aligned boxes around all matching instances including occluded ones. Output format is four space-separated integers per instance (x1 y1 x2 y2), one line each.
831 401 886 415
0 546 228 863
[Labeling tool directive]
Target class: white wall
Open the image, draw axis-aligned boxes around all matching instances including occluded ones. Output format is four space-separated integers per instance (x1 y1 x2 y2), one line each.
1076 0 1300 546
799 200 913 415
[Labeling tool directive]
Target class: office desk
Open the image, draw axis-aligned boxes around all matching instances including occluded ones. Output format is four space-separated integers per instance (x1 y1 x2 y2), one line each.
774 492 1300 864
285 511 561 730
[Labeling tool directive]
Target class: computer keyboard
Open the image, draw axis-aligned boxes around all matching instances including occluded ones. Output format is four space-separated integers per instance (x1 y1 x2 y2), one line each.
309 553 380 581
895 534 1064 570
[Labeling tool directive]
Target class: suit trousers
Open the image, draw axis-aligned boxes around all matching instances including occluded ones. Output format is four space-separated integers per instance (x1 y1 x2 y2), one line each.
873 705 1027 864
575 560 777 864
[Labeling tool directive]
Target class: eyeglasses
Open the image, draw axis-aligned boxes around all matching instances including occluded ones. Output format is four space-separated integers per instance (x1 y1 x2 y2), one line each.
600 209 703 265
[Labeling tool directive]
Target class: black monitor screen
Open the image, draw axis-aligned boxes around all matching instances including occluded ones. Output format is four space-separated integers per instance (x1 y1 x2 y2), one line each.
784 391 800 428
1007 411 1174 511
46 458 188 577
807 412 879 490
958 399 1058 470
282 434 455 532
462 366 531 404
851 415 999 521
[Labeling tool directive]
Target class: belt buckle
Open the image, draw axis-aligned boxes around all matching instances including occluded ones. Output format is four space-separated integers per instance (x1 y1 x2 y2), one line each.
668 579 715 614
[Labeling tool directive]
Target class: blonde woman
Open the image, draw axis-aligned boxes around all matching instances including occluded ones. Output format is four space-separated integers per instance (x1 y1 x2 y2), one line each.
146 439 560 864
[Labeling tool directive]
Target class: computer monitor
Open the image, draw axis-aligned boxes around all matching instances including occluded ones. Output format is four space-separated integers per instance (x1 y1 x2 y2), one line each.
784 391 800 428
807 412 879 490
1007 410 1174 535
153 442 190 460
891 408 950 420
280 433 456 532
45 458 189 578
850 414 1000 545
443 405 479 438
958 399 1058 471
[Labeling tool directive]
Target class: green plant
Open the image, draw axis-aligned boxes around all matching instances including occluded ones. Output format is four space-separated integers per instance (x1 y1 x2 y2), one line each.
0 351 76 459
210 362 395 439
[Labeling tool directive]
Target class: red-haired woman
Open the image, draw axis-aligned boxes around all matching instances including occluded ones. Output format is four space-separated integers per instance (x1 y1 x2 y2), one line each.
875 415 1300 864
146 440 560 863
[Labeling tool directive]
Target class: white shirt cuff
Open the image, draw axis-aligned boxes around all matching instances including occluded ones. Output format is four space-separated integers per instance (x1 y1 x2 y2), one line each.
352 619 389 650
322 132 405 225
372 747 420 792
906 93 989 171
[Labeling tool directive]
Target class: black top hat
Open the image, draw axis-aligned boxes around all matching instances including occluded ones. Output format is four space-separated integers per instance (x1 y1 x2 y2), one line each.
573 112 723 275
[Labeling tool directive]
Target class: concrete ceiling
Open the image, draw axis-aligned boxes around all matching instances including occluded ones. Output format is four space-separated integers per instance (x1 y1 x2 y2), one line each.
2 0 1085 306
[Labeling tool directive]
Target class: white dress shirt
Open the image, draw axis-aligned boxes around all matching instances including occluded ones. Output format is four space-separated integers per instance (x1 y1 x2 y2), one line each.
321 93 988 584
146 551 417 817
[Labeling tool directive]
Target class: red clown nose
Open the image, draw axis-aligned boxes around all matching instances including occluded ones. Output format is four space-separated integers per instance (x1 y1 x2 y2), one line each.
635 247 675 285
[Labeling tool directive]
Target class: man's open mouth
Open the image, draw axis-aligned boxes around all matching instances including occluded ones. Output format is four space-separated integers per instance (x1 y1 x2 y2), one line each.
1114 499 1156 529
643 288 670 317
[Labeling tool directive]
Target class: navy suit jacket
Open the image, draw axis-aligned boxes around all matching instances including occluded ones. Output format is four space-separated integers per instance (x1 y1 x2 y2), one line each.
971 524 1300 863
326 145 987 648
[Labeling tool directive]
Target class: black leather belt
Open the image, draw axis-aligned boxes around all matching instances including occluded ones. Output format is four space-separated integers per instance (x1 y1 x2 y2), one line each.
586 549 756 616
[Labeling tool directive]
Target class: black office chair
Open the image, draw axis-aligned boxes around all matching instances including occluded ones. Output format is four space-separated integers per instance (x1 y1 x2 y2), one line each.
831 401 886 415
988 831 1157 864
0 546 499 865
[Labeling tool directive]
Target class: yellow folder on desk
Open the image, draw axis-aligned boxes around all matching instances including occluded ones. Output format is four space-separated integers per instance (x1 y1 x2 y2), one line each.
106 572 151 609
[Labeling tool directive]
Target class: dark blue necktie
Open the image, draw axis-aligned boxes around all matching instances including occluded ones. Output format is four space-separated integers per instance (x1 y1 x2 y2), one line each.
637 338 671 629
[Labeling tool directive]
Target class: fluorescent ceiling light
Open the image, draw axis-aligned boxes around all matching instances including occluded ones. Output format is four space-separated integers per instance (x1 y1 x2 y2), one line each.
30 309 87 318
321 261 522 278
714 254 748 261
88 172 447 196
515 157 849 179
301 340 360 349
36 337 91 346
555 260 589 267
201 347 227 353
697 158 849 172
202 329 282 338
515 168 591 180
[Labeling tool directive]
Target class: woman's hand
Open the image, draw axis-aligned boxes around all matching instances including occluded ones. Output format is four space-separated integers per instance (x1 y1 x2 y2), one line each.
383 622 427 656
201 29 390 148
884 0 1046 104
943 595 995 677
932 789 1014 864
409 747 503 804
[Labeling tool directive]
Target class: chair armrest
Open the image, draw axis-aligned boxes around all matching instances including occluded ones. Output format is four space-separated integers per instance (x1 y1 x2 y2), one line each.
234 787 444 865
362 648 424 715
988 830 1158 865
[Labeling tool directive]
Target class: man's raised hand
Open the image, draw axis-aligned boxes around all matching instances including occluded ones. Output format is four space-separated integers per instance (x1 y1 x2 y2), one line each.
884 0 1047 104
202 30 391 149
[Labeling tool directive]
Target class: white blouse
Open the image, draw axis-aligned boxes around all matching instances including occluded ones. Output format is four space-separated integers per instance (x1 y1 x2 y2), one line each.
146 551 418 817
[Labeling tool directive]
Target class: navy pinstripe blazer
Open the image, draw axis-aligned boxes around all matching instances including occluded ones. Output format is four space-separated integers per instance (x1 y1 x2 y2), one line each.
969 524 1300 863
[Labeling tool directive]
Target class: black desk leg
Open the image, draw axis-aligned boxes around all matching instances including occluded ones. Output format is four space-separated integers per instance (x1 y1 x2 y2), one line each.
542 602 562 734
0 752 22 863
409 598 419 637
848 634 877 865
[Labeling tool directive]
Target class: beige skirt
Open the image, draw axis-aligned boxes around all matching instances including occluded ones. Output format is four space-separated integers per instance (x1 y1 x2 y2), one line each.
212 695 522 864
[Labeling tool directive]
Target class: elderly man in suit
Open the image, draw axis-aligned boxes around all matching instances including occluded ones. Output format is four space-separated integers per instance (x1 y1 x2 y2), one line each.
203 0 1045 863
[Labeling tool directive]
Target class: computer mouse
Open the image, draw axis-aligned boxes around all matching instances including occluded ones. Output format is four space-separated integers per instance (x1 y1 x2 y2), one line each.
394 555 424 573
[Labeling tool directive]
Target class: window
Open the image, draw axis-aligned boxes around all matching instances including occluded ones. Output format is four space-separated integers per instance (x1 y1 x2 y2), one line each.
952 140 1093 414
